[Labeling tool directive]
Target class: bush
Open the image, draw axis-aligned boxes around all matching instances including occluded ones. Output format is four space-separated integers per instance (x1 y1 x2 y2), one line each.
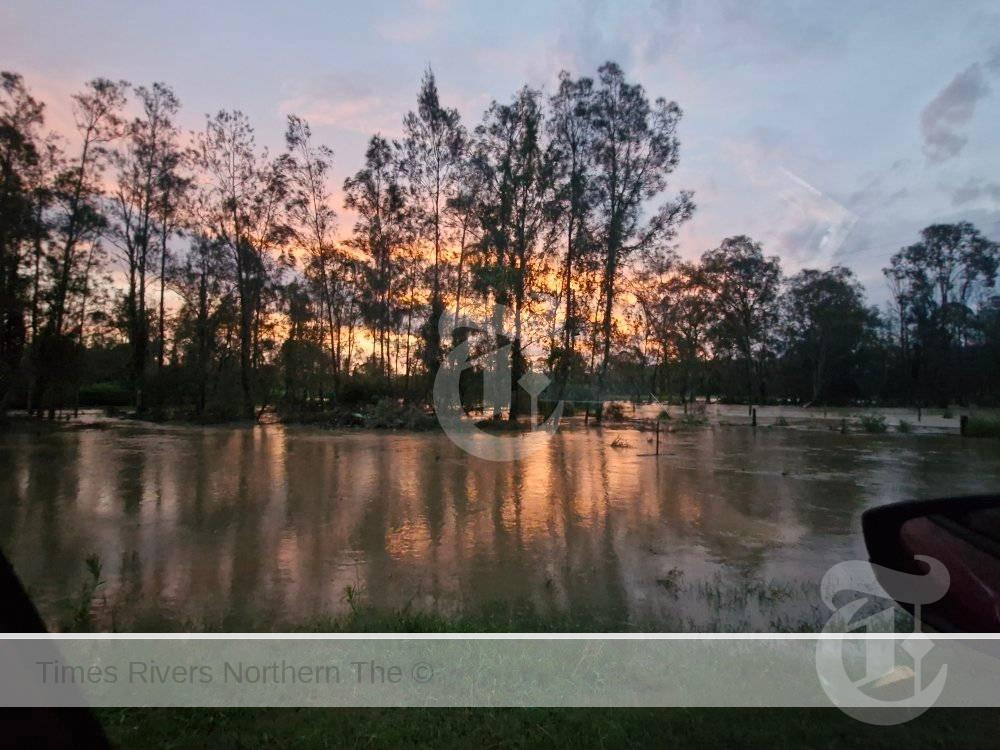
658 408 671 420
77 381 131 407
942 408 955 419
859 414 887 433
279 408 365 428
774 416 789 427
335 375 393 405
964 416 1000 439
603 402 626 421
366 398 437 431
677 412 708 427
199 400 245 423
897 419 913 433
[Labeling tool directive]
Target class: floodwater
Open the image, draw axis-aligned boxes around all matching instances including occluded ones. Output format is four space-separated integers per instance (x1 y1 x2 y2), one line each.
2 412 999 631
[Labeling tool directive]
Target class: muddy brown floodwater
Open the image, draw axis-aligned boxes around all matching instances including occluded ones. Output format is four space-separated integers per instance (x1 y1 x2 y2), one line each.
2 413 999 631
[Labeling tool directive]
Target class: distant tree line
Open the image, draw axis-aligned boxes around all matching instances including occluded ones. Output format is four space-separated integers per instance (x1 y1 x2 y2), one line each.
1 64 998 422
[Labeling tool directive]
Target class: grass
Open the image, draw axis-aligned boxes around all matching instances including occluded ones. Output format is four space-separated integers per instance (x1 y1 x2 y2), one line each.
965 415 1000 438
93 707 1000 749
63 553 104 632
64 563 991 748
72 575 988 746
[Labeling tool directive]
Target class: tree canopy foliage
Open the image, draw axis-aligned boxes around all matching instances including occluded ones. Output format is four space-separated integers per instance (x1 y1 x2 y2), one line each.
1 63 998 423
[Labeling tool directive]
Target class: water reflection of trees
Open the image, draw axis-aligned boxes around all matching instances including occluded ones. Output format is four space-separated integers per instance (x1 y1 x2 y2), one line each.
6 424 1000 630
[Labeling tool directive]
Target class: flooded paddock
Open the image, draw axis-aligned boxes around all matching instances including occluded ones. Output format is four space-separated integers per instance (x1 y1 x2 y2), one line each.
2 412 999 631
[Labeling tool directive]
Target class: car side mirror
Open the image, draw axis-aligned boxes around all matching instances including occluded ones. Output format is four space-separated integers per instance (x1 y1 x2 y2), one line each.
862 495 1000 633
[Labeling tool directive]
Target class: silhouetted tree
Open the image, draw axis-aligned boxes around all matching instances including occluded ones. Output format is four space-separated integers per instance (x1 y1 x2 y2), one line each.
4 63 999 421
702 236 782 409
548 71 596 393
781 266 871 404
344 134 412 381
590 62 694 393
397 68 465 381
35 78 126 416
108 82 183 411
885 222 999 405
283 114 341 393
470 87 556 420
194 110 286 418
0 72 45 416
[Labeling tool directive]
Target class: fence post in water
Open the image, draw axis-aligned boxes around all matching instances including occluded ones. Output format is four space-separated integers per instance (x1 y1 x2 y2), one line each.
751 408 757 428
655 418 660 455
961 415 968 436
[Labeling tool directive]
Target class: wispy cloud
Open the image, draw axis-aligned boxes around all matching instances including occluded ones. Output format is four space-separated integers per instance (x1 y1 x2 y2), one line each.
987 44 1000 72
920 63 991 163
278 73 400 136
951 177 1000 206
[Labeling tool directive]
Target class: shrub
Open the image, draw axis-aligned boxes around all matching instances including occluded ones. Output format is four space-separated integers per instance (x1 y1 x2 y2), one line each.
658 408 671 420
897 419 913 433
677 412 708 427
942 408 954 419
603 402 626 421
859 414 887 433
774 416 789 427
965 416 1000 439
61 554 104 633
367 398 436 430
199 399 244 424
77 381 131 407
336 375 392 405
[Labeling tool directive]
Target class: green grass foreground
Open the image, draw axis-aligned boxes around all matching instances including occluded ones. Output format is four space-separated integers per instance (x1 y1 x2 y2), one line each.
79 604 987 749
93 707 1000 749
62 562 984 747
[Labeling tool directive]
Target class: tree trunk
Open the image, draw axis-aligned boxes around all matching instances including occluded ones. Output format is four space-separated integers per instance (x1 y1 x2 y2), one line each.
158 226 168 370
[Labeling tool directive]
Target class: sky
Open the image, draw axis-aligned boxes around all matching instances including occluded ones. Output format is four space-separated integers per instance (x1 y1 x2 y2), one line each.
3 0 1000 303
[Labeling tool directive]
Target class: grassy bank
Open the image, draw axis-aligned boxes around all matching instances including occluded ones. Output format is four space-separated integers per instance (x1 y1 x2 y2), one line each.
93 707 1000 749
53 594 996 748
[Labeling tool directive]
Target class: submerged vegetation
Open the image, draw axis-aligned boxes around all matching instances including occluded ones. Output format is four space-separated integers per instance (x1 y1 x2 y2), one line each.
858 414 888 434
59 554 877 635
